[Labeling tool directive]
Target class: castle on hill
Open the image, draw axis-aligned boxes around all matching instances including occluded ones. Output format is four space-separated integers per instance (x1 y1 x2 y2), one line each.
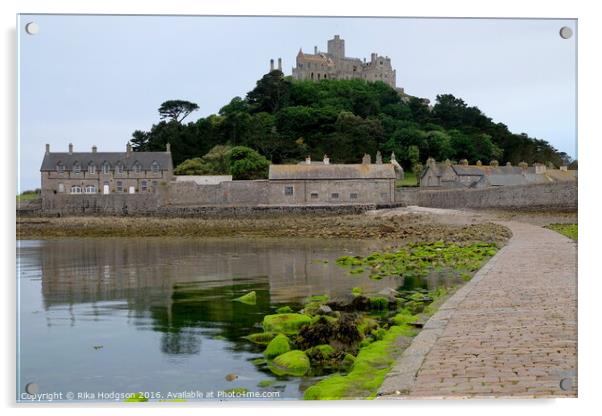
270 35 400 91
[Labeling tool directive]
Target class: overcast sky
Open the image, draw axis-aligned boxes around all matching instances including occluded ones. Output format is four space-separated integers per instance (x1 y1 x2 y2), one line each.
18 15 576 191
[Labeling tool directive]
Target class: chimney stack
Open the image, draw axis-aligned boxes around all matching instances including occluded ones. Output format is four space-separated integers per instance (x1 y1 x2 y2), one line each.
45 144 50 154
92 145 97 153
560 165 568 172
362 154 371 165
126 142 132 157
278 58 282 71
270 59 274 71
390 152 397 162
314 46 318 54
305 155 311 165
534 163 546 174
68 143 73 154
323 154 330 165
166 142 171 153
375 151 383 164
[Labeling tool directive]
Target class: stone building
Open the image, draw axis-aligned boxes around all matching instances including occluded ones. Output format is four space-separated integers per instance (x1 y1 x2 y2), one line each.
419 158 576 188
291 35 398 89
40 143 173 197
268 154 399 205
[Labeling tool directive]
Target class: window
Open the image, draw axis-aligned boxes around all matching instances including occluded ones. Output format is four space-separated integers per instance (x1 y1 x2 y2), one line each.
88 163 96 174
116 181 123 192
115 163 124 174
56 162 64 173
132 162 142 173
102 162 110 174
284 186 294 196
70 185 82 194
141 180 148 192
85 185 97 194
151 161 160 173
73 162 81 174
350 193 358 199
331 193 339 199
310 192 319 199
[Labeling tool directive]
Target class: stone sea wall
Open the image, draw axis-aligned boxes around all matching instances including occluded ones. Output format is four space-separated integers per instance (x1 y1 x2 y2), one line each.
405 181 577 210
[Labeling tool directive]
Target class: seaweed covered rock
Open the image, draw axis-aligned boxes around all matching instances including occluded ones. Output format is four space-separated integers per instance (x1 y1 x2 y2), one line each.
263 334 291 359
269 350 311 376
305 344 336 361
262 313 311 335
275 306 294 314
244 332 277 345
296 316 336 349
233 291 256 305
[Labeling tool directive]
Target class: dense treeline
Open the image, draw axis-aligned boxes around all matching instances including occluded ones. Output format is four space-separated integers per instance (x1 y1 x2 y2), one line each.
131 70 573 170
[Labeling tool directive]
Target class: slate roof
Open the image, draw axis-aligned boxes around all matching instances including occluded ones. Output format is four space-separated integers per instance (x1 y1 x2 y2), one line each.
40 151 173 172
269 164 396 180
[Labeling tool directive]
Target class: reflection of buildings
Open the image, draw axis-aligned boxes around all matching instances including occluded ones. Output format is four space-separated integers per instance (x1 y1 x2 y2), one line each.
30 238 390 354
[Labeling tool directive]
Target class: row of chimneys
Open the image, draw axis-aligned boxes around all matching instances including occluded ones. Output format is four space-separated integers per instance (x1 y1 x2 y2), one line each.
45 143 171 155
304 151 396 165
425 157 567 172
269 58 283 72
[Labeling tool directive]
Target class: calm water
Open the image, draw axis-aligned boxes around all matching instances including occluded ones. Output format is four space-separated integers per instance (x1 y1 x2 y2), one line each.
18 237 413 402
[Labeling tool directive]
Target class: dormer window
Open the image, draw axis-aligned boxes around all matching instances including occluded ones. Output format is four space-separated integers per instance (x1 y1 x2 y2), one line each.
102 162 110 174
88 162 96 174
151 161 160 173
115 162 124 174
73 162 81 174
132 162 142 173
56 162 65 173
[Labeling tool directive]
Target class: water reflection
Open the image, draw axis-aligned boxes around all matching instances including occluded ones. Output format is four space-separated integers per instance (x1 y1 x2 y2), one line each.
18 238 398 400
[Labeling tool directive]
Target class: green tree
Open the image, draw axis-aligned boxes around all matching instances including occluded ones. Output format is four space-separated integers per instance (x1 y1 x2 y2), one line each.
173 145 232 175
246 70 291 113
158 100 200 124
229 146 270 180
407 145 420 170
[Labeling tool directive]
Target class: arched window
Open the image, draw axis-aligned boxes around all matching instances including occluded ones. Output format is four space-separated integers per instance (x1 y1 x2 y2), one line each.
132 162 142 173
70 185 82 194
56 162 65 173
88 162 96 174
102 162 110 174
72 162 81 174
150 161 160 173
85 185 97 193
115 162 124 174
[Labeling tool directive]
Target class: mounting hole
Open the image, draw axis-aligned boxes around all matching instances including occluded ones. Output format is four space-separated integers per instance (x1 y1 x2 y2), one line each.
559 377 573 391
559 26 573 39
25 382 39 395
25 22 39 35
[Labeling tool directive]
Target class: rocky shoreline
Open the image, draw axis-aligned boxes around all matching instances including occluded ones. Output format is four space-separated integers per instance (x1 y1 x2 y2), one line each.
17 213 512 243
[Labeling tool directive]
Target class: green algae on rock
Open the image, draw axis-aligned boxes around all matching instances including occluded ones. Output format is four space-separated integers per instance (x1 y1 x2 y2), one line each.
269 350 311 377
263 313 312 335
233 291 257 305
244 332 277 345
263 334 291 359
303 324 416 400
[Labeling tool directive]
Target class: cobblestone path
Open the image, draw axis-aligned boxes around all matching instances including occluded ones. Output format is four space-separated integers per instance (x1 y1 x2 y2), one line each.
379 221 577 398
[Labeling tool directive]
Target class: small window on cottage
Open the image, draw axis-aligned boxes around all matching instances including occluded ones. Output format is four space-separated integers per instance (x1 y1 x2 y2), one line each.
132 162 142 173
73 162 81 174
88 163 96 174
102 162 110 174
56 162 65 173
284 186 294 196
70 185 82 194
85 185 97 194
141 180 148 192
350 193 358 199
331 193 339 199
151 161 160 173
116 181 123 192
310 192 319 199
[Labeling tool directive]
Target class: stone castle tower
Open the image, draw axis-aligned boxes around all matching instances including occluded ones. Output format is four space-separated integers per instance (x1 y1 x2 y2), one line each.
288 35 398 89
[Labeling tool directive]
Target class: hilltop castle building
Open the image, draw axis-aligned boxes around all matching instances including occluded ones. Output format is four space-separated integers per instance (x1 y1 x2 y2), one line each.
290 35 398 89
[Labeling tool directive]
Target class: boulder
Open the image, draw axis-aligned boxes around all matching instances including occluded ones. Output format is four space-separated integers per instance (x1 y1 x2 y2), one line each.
269 350 311 376
262 313 312 335
263 334 291 359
